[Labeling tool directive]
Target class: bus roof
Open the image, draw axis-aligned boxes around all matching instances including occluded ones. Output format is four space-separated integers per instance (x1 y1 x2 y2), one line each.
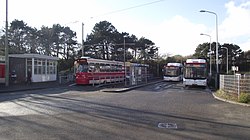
186 59 206 64
166 63 183 67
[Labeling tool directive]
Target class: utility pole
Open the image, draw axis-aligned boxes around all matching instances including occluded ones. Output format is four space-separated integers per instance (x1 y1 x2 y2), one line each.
200 10 219 89
123 36 127 86
5 0 9 86
221 47 228 74
82 22 84 57
200 33 212 77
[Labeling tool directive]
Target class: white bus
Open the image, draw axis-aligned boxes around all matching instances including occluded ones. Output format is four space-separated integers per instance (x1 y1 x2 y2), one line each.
163 63 183 82
183 59 207 87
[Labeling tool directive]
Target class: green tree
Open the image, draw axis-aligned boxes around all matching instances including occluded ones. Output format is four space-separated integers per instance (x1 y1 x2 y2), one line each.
50 24 64 57
129 34 138 60
0 35 5 55
25 26 39 53
193 42 217 59
1 19 161 75
8 19 28 54
137 37 155 61
86 21 119 60
194 42 245 74
219 43 243 73
61 26 77 60
38 26 54 55
171 55 184 63
242 50 250 72
84 21 159 64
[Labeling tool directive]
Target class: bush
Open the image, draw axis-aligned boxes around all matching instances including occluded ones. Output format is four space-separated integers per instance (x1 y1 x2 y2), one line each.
238 93 250 103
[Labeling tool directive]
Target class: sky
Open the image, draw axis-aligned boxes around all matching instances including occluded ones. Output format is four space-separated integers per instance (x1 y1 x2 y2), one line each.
0 0 250 56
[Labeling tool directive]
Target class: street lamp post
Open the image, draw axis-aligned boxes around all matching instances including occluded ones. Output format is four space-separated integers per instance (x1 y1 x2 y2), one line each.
82 22 84 57
123 36 127 86
200 33 212 77
200 9 219 89
5 0 9 86
221 47 228 74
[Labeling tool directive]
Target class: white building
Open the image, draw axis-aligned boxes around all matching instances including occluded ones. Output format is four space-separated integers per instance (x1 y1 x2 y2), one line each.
9 53 59 83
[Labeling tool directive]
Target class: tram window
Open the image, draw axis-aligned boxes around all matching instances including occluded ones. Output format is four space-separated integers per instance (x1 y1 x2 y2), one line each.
77 64 88 72
99 63 104 72
110 64 115 72
117 65 122 71
88 63 95 72
95 64 100 72
105 64 111 72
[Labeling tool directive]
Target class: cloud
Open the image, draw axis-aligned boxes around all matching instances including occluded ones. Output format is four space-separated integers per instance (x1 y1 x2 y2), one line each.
150 15 207 56
220 1 250 51
152 1 250 56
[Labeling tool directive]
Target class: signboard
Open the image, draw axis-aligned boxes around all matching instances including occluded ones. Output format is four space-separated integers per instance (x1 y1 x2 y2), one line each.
232 66 238 71
186 64 206 68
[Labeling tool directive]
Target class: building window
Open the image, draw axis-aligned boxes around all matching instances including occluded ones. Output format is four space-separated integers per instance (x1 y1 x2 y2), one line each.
42 60 46 74
47 60 56 74
27 58 32 75
34 59 46 75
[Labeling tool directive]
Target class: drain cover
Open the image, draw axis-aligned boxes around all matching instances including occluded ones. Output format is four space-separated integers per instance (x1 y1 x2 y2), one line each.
158 123 177 129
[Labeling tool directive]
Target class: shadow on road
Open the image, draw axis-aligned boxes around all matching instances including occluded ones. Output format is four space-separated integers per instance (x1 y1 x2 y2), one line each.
3 93 249 139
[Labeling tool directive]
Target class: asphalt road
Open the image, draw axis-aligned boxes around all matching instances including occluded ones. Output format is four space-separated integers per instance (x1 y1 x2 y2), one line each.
0 82 250 140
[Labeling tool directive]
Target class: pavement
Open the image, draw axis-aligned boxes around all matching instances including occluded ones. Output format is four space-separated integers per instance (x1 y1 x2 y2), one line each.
0 79 163 93
0 81 62 93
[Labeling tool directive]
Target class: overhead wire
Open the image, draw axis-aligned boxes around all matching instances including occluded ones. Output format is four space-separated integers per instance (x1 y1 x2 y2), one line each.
92 0 166 18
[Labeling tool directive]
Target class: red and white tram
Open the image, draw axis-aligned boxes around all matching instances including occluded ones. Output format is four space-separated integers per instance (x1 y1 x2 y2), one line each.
74 57 125 85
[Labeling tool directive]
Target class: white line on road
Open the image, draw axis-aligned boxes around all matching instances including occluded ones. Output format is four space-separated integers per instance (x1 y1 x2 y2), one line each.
69 83 76 87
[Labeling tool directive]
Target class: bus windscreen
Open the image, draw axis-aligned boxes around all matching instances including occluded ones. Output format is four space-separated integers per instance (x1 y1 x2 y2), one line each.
164 67 179 77
184 64 206 79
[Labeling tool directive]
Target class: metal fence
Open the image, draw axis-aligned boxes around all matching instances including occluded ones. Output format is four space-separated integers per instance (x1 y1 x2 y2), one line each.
90 75 125 86
59 74 75 84
58 73 150 86
90 74 149 87
220 74 250 98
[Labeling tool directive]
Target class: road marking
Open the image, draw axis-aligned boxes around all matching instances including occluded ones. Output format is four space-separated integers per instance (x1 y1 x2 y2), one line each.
158 123 178 129
69 83 76 87
164 84 174 89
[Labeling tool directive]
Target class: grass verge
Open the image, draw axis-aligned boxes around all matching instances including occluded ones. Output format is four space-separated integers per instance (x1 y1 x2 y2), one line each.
215 90 250 104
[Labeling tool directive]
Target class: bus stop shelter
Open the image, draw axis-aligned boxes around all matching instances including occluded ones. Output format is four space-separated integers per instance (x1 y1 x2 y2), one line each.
125 62 149 86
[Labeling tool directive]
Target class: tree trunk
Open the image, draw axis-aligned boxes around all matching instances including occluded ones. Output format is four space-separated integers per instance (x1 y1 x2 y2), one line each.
102 44 105 59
